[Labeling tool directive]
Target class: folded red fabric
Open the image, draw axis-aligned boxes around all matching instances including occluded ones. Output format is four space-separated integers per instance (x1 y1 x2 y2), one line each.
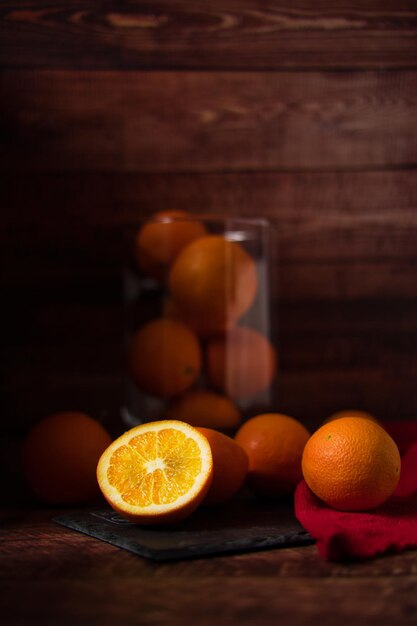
294 420 417 561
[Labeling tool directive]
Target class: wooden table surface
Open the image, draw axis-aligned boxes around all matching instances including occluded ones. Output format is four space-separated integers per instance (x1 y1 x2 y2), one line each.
2 5 417 623
2 507 417 626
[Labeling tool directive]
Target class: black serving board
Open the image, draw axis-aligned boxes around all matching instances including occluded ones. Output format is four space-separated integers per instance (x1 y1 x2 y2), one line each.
54 493 313 562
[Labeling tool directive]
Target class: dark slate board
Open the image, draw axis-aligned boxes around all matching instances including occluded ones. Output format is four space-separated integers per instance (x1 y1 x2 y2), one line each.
53 493 313 562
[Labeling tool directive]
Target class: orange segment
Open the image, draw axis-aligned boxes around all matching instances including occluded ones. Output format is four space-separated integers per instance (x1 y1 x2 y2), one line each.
97 420 213 524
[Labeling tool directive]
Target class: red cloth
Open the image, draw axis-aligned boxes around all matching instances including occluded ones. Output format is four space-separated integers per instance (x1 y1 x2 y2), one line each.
294 420 417 561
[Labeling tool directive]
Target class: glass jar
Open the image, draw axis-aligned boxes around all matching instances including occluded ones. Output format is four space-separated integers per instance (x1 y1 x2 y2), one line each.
121 213 277 434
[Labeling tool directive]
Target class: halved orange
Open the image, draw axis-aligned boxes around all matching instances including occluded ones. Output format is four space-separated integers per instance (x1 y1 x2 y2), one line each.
97 420 213 525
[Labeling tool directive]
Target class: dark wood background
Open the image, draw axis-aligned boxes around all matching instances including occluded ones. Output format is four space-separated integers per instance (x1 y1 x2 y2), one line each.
2 1 417 466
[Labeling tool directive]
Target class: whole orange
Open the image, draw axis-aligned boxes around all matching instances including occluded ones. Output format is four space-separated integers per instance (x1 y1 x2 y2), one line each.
128 318 202 398
135 210 206 279
196 427 248 505
207 326 277 400
168 235 257 335
167 389 241 431
301 417 401 511
22 412 112 505
235 413 310 498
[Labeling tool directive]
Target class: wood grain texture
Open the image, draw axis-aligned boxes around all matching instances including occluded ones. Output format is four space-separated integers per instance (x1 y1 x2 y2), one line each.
3 170 417 299
2 2 417 450
3 574 417 626
2 298 417 439
1 1 417 70
2 509 417 626
1 70 417 172
3 509 417 581
5 169 417 220
2 169 417 432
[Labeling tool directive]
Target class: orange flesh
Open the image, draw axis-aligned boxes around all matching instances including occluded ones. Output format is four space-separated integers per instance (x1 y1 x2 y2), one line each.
107 429 202 507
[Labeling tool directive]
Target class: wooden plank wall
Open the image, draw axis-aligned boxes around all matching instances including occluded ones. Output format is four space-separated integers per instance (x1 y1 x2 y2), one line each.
1 1 417 440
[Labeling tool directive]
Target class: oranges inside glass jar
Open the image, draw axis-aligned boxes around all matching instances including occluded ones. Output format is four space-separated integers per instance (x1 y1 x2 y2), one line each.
122 212 278 434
